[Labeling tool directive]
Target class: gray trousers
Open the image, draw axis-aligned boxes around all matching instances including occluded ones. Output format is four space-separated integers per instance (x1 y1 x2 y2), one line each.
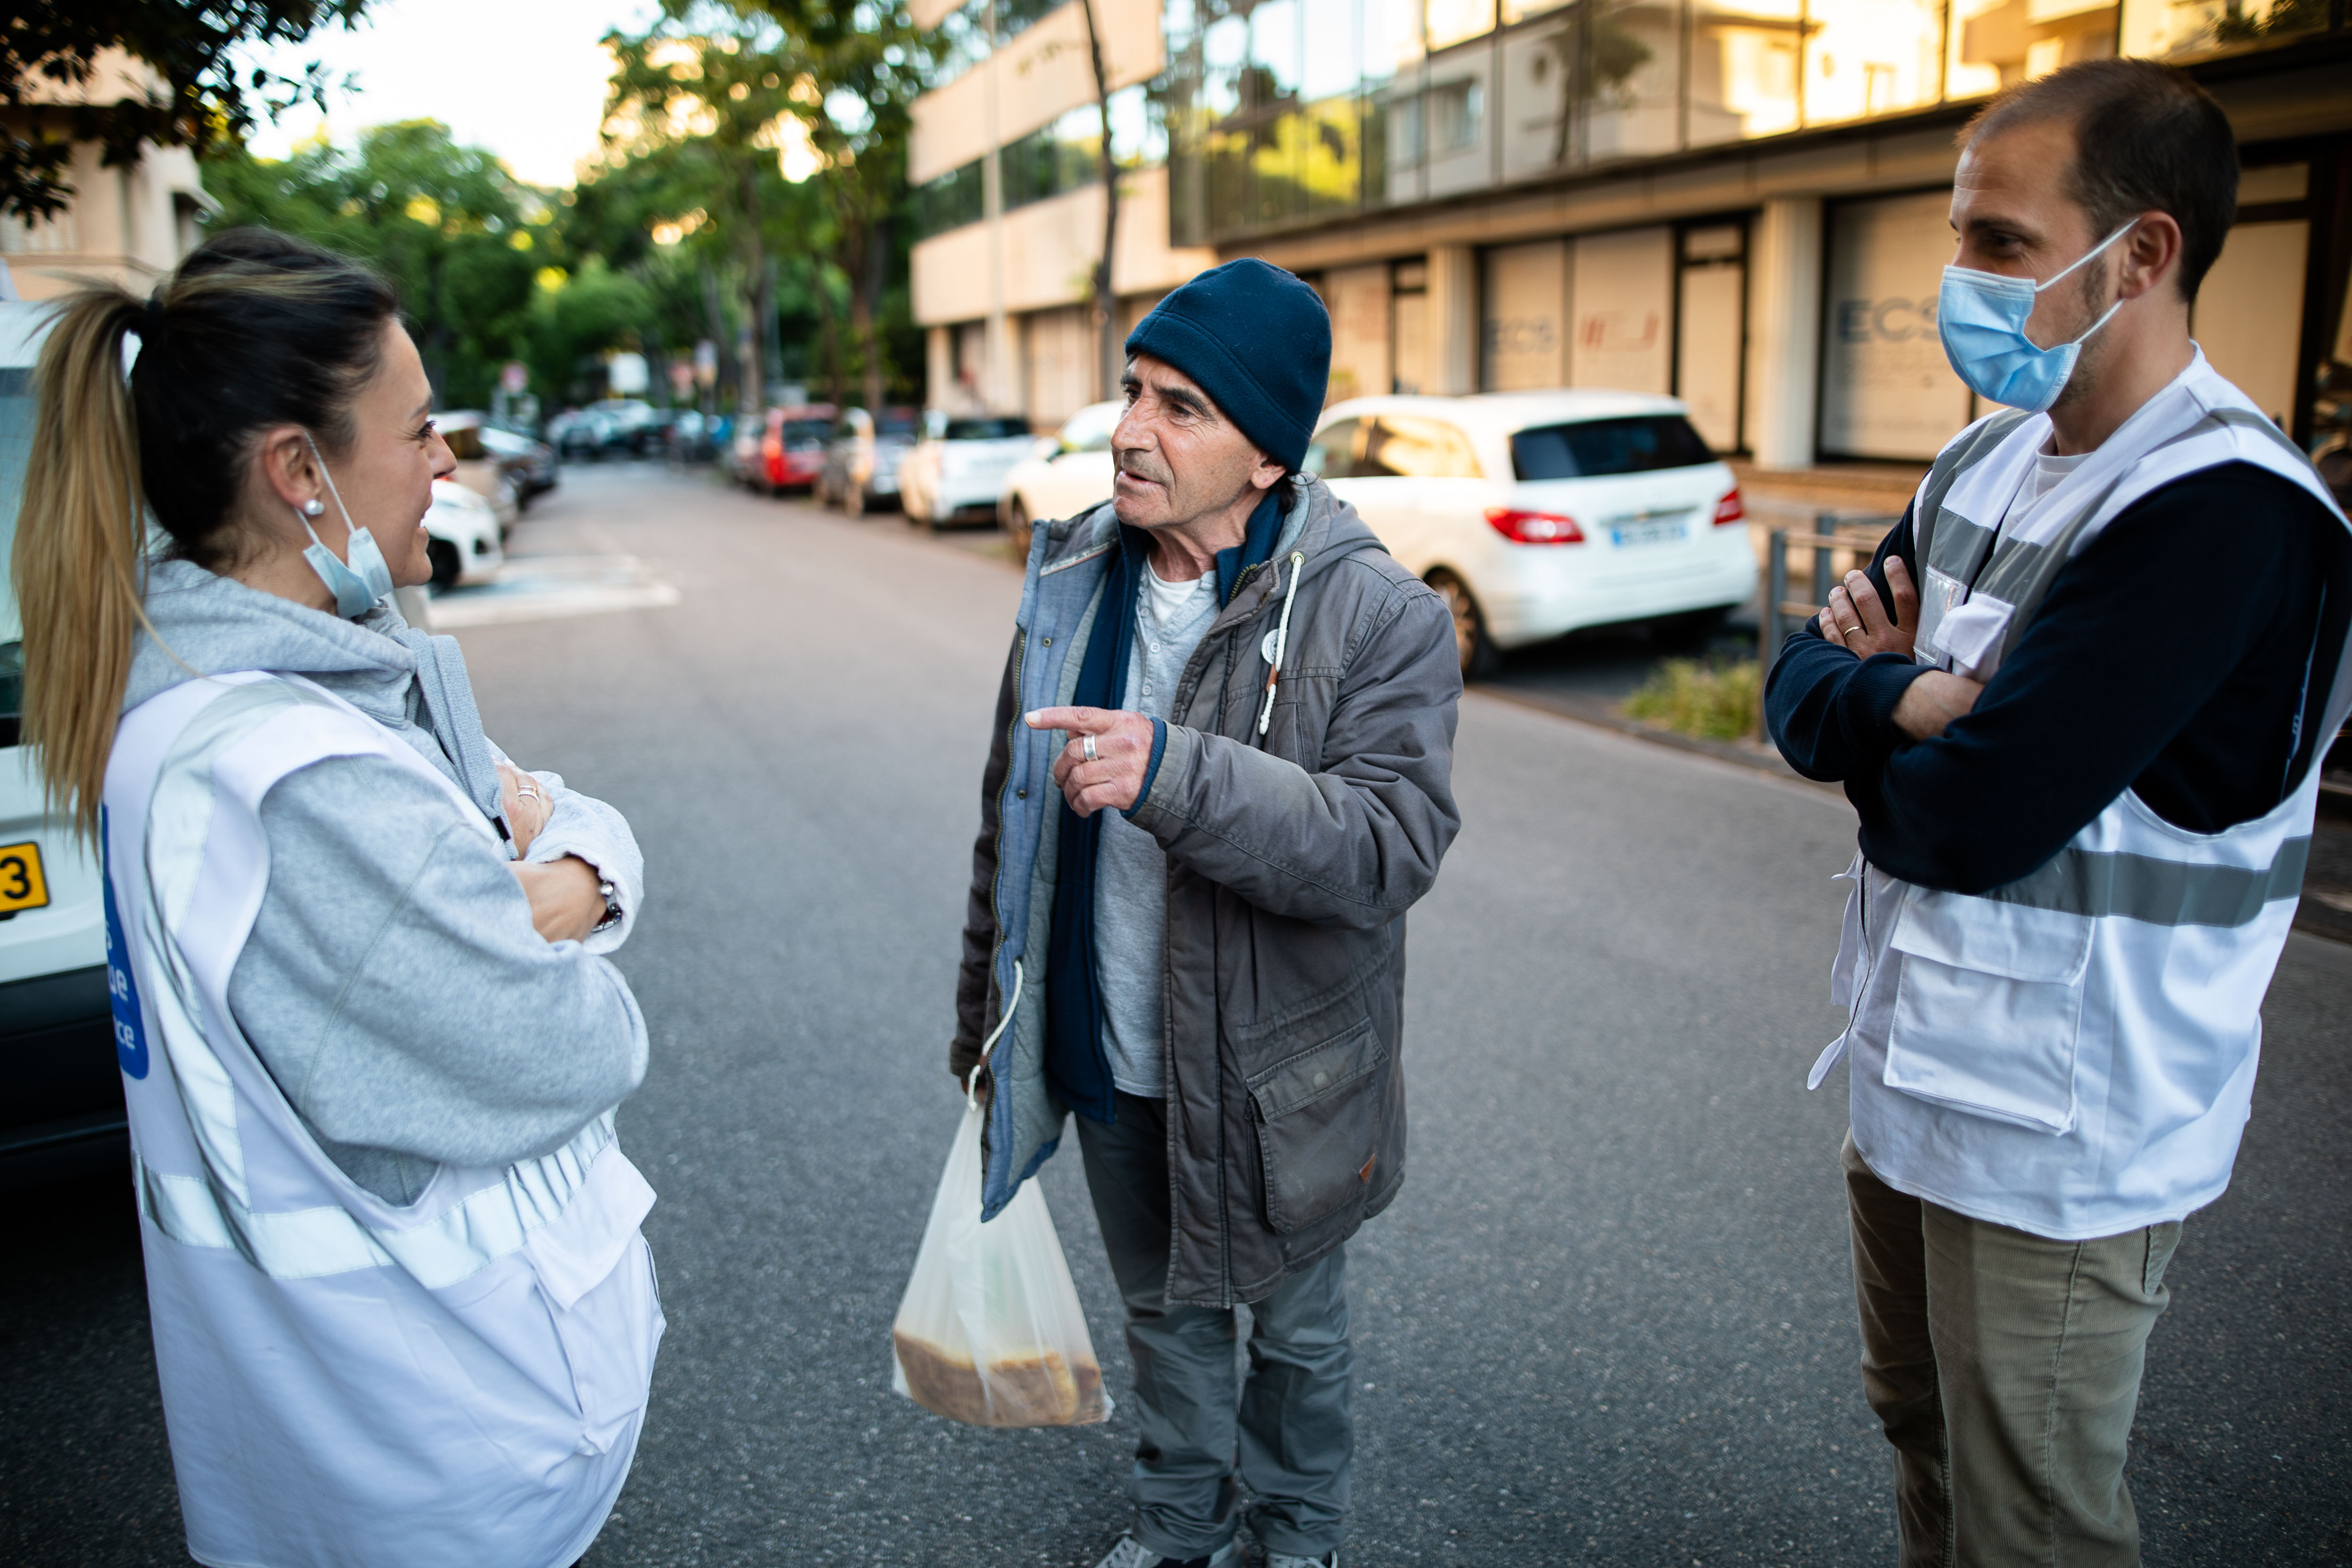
1843 1134 2180 1567
1076 1091 1352 1561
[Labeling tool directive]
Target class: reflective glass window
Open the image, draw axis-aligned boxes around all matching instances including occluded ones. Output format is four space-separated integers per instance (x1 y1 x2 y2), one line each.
1304 417 1363 477
1425 0 1498 51
945 416 1033 439
1364 415 1484 477
1800 0 1945 127
1510 415 1713 478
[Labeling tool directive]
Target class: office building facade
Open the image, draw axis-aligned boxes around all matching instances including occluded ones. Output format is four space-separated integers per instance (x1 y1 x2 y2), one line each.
911 0 2348 460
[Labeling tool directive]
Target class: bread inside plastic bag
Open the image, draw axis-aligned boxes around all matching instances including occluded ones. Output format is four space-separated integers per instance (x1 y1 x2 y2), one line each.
890 1102 1110 1428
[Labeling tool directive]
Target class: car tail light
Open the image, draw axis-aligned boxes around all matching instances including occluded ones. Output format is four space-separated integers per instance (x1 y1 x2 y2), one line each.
1485 507 1585 544
1713 487 1745 526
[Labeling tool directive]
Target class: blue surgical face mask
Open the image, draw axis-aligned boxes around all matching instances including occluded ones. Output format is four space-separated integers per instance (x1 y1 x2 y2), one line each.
1937 220 2138 413
294 432 395 618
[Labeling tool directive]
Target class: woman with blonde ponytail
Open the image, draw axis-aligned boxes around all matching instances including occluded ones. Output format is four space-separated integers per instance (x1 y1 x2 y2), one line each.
14 229 661 1568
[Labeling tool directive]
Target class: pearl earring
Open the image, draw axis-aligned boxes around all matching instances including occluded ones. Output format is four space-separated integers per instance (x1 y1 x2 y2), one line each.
302 499 326 516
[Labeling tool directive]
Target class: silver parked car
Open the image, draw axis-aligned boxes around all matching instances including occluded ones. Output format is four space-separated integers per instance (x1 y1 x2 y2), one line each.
817 406 921 516
898 413 1035 531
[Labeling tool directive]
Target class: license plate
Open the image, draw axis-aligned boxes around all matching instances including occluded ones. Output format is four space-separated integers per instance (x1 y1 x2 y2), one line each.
1611 517 1689 548
0 839 49 916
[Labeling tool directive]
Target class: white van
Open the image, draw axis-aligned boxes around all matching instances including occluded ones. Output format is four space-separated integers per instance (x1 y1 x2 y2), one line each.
0 300 120 1188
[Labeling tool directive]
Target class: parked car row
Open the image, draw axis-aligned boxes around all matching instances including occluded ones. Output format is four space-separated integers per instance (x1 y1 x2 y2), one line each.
723 383 1751 677
999 390 1750 675
547 398 677 460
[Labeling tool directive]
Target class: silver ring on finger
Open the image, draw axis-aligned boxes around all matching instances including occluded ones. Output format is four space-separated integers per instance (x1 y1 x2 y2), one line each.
1082 734 1098 763
1839 623 1864 642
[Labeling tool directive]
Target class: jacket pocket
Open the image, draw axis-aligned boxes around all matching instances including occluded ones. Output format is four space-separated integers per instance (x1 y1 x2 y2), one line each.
1882 888 2092 1134
1248 1018 1388 1234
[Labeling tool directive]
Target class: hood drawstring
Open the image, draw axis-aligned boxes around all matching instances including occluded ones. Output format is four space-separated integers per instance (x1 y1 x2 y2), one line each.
1257 550 1307 736
965 959 1024 1108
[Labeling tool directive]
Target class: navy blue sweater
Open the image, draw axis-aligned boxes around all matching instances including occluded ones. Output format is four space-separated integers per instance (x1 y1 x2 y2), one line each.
1766 462 2349 894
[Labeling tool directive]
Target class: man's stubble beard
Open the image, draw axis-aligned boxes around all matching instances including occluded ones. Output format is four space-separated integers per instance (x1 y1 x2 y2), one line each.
2046 254 2119 422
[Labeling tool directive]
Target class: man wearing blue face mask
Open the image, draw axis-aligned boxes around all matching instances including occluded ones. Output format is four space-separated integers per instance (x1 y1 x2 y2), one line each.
1767 60 2350 1567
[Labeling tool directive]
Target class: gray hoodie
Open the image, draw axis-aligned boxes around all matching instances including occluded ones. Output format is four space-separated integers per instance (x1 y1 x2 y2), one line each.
125 559 648 1204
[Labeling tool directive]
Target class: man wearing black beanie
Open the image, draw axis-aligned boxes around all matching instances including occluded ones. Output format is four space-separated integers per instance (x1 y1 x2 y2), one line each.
948 258 1464 1568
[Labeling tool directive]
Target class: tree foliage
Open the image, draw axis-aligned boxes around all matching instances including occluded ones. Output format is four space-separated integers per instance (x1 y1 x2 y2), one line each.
203 120 541 406
1 0 368 223
599 0 937 411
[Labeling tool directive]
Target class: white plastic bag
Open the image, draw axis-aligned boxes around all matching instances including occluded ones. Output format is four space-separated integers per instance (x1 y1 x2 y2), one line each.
890 1099 1110 1428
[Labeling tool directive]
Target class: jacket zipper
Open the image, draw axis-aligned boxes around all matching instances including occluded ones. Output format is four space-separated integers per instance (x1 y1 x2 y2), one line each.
982 626 1031 1086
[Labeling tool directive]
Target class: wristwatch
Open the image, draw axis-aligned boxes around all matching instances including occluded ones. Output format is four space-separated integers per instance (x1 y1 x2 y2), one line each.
593 876 621 933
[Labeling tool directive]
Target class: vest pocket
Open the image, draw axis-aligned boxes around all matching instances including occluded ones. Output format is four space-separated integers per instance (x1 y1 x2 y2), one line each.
1248 1018 1388 1234
524 1146 664 1455
1882 889 2092 1134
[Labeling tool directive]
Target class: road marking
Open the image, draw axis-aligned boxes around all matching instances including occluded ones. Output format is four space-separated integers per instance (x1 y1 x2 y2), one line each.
424 554 679 629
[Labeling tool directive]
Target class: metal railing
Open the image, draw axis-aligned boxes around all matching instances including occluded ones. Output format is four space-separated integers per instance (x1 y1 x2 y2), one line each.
1758 514 1904 671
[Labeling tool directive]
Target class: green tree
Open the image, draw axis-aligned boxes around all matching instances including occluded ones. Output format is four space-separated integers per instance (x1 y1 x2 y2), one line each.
203 120 543 406
740 0 937 414
2 0 369 223
602 16 812 415
522 256 657 406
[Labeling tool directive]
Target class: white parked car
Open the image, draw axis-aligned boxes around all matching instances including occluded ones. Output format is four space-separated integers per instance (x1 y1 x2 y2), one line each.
999 399 1122 533
1306 392 1752 674
0 298 119 1187
899 413 1036 530
424 478 505 591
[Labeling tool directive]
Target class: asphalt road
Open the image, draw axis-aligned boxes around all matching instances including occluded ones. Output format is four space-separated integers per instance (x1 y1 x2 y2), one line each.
4 465 2346 1566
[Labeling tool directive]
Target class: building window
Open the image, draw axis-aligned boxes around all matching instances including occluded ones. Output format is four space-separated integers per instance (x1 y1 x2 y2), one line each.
918 159 986 238
1429 78 1482 151
2119 0 2341 62
930 0 1074 88
1164 0 2314 244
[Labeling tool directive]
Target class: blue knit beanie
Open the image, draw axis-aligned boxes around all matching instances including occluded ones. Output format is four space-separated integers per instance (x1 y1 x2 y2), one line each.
1124 258 1330 472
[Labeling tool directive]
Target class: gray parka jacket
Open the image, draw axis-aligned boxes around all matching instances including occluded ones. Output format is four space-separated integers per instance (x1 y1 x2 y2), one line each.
949 476 1462 1307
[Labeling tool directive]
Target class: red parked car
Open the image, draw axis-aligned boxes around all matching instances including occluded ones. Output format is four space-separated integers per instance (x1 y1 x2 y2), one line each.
759 405 835 494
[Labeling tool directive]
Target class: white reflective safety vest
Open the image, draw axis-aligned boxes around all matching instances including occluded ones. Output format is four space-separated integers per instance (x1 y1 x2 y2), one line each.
1814 351 2352 1241
103 670 663 1568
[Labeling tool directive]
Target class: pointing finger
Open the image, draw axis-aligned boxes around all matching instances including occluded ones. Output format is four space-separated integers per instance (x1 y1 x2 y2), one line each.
1026 706 1117 733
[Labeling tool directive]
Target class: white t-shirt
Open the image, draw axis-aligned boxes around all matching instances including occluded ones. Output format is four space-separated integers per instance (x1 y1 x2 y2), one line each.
1093 562 1220 1097
2015 442 2090 515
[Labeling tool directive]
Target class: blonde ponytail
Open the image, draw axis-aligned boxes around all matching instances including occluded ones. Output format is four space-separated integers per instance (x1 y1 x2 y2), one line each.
13 288 150 842
11 231 398 839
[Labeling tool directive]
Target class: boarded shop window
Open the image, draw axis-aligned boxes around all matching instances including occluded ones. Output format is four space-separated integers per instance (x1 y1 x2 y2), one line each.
1819 190 1975 462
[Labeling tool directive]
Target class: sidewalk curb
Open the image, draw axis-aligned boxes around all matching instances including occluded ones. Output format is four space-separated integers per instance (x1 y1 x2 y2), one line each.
1473 683 1842 794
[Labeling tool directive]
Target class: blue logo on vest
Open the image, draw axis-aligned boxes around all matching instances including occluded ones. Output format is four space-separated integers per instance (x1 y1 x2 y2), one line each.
101 828 148 1080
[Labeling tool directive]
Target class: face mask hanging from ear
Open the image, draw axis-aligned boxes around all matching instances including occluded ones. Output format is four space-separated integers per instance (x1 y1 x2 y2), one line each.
1937 219 2138 414
293 431 395 618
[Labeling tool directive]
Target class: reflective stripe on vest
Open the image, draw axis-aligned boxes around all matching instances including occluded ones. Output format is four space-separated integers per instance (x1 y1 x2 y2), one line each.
1822 351 2352 1240
134 1111 619 1285
1978 836 2311 926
